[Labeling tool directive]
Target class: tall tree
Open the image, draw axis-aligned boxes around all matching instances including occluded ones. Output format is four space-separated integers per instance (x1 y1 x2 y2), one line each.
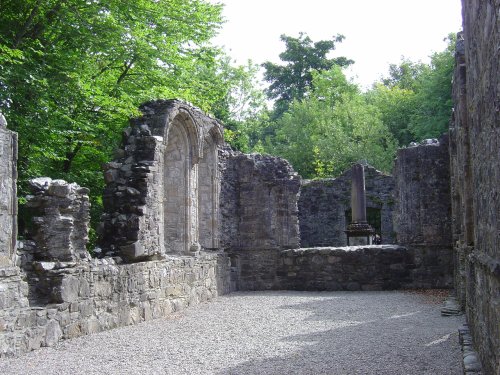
0 0 230 242
380 59 426 91
262 33 353 119
365 84 416 146
367 35 456 145
409 35 455 140
268 67 397 178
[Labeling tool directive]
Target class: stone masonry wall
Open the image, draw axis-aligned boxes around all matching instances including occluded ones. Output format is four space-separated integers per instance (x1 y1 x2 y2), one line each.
393 137 454 291
222 245 452 292
393 136 452 246
25 178 91 263
278 245 451 291
299 165 395 247
0 176 231 357
0 114 17 266
220 150 301 290
100 100 224 261
452 2 500 374
0 250 230 357
220 150 301 251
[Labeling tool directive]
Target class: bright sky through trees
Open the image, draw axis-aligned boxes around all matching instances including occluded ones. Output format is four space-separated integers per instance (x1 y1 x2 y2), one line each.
210 0 462 89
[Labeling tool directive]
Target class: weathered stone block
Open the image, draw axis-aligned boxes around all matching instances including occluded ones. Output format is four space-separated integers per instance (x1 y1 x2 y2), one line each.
44 320 62 347
26 178 90 262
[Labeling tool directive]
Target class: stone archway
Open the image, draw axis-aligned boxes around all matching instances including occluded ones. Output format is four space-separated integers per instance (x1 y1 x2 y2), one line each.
163 114 199 255
198 132 219 250
101 100 224 261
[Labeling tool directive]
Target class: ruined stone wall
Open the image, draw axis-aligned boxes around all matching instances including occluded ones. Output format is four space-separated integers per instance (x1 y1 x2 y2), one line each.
0 250 230 357
100 100 224 261
220 151 300 251
392 137 454 288
0 177 231 357
221 245 452 292
0 115 17 266
393 137 452 246
451 2 500 374
25 178 91 263
299 165 395 247
278 245 451 291
220 150 301 290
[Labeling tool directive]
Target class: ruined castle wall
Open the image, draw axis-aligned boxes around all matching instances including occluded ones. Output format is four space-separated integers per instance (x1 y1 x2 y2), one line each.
223 245 451 292
0 116 17 266
220 151 301 290
451 2 500 373
278 245 445 291
299 166 395 247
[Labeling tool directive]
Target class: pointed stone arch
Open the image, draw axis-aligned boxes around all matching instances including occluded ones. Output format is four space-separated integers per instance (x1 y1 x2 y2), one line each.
101 100 223 261
198 126 224 250
163 110 201 254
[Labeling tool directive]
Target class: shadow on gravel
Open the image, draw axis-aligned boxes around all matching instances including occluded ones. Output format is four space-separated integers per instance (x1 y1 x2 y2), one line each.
217 292 461 375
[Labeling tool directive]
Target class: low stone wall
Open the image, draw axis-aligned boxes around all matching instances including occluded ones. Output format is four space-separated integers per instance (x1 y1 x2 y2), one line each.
0 251 230 357
230 245 453 292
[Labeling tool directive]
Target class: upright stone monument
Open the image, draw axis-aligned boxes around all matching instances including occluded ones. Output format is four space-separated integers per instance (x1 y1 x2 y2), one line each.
0 113 18 265
345 163 374 245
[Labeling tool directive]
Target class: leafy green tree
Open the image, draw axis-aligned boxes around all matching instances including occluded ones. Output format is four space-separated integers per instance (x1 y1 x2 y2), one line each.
262 33 353 119
409 35 455 140
268 67 397 178
0 0 229 242
211 59 269 153
380 59 426 91
365 84 416 146
367 35 456 144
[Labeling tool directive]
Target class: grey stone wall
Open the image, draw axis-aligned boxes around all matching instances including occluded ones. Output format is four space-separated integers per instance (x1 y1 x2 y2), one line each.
100 100 224 261
223 245 452 292
220 150 301 251
393 137 452 246
220 150 301 291
0 115 17 266
451 2 500 374
278 245 451 291
0 174 232 357
299 165 395 247
25 178 91 262
0 250 230 357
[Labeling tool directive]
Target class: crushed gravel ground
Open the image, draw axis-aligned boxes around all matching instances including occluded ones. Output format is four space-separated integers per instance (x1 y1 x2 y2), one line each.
0 291 463 375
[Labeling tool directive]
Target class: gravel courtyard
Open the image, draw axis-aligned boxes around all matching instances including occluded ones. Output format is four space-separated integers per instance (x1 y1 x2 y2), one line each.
0 291 463 375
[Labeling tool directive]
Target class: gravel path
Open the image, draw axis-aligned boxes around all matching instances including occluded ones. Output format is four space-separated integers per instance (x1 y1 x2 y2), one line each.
0 291 463 375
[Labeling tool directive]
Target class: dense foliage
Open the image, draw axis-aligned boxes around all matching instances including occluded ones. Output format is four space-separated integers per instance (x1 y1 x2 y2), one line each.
366 35 456 146
267 67 397 178
0 0 244 240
